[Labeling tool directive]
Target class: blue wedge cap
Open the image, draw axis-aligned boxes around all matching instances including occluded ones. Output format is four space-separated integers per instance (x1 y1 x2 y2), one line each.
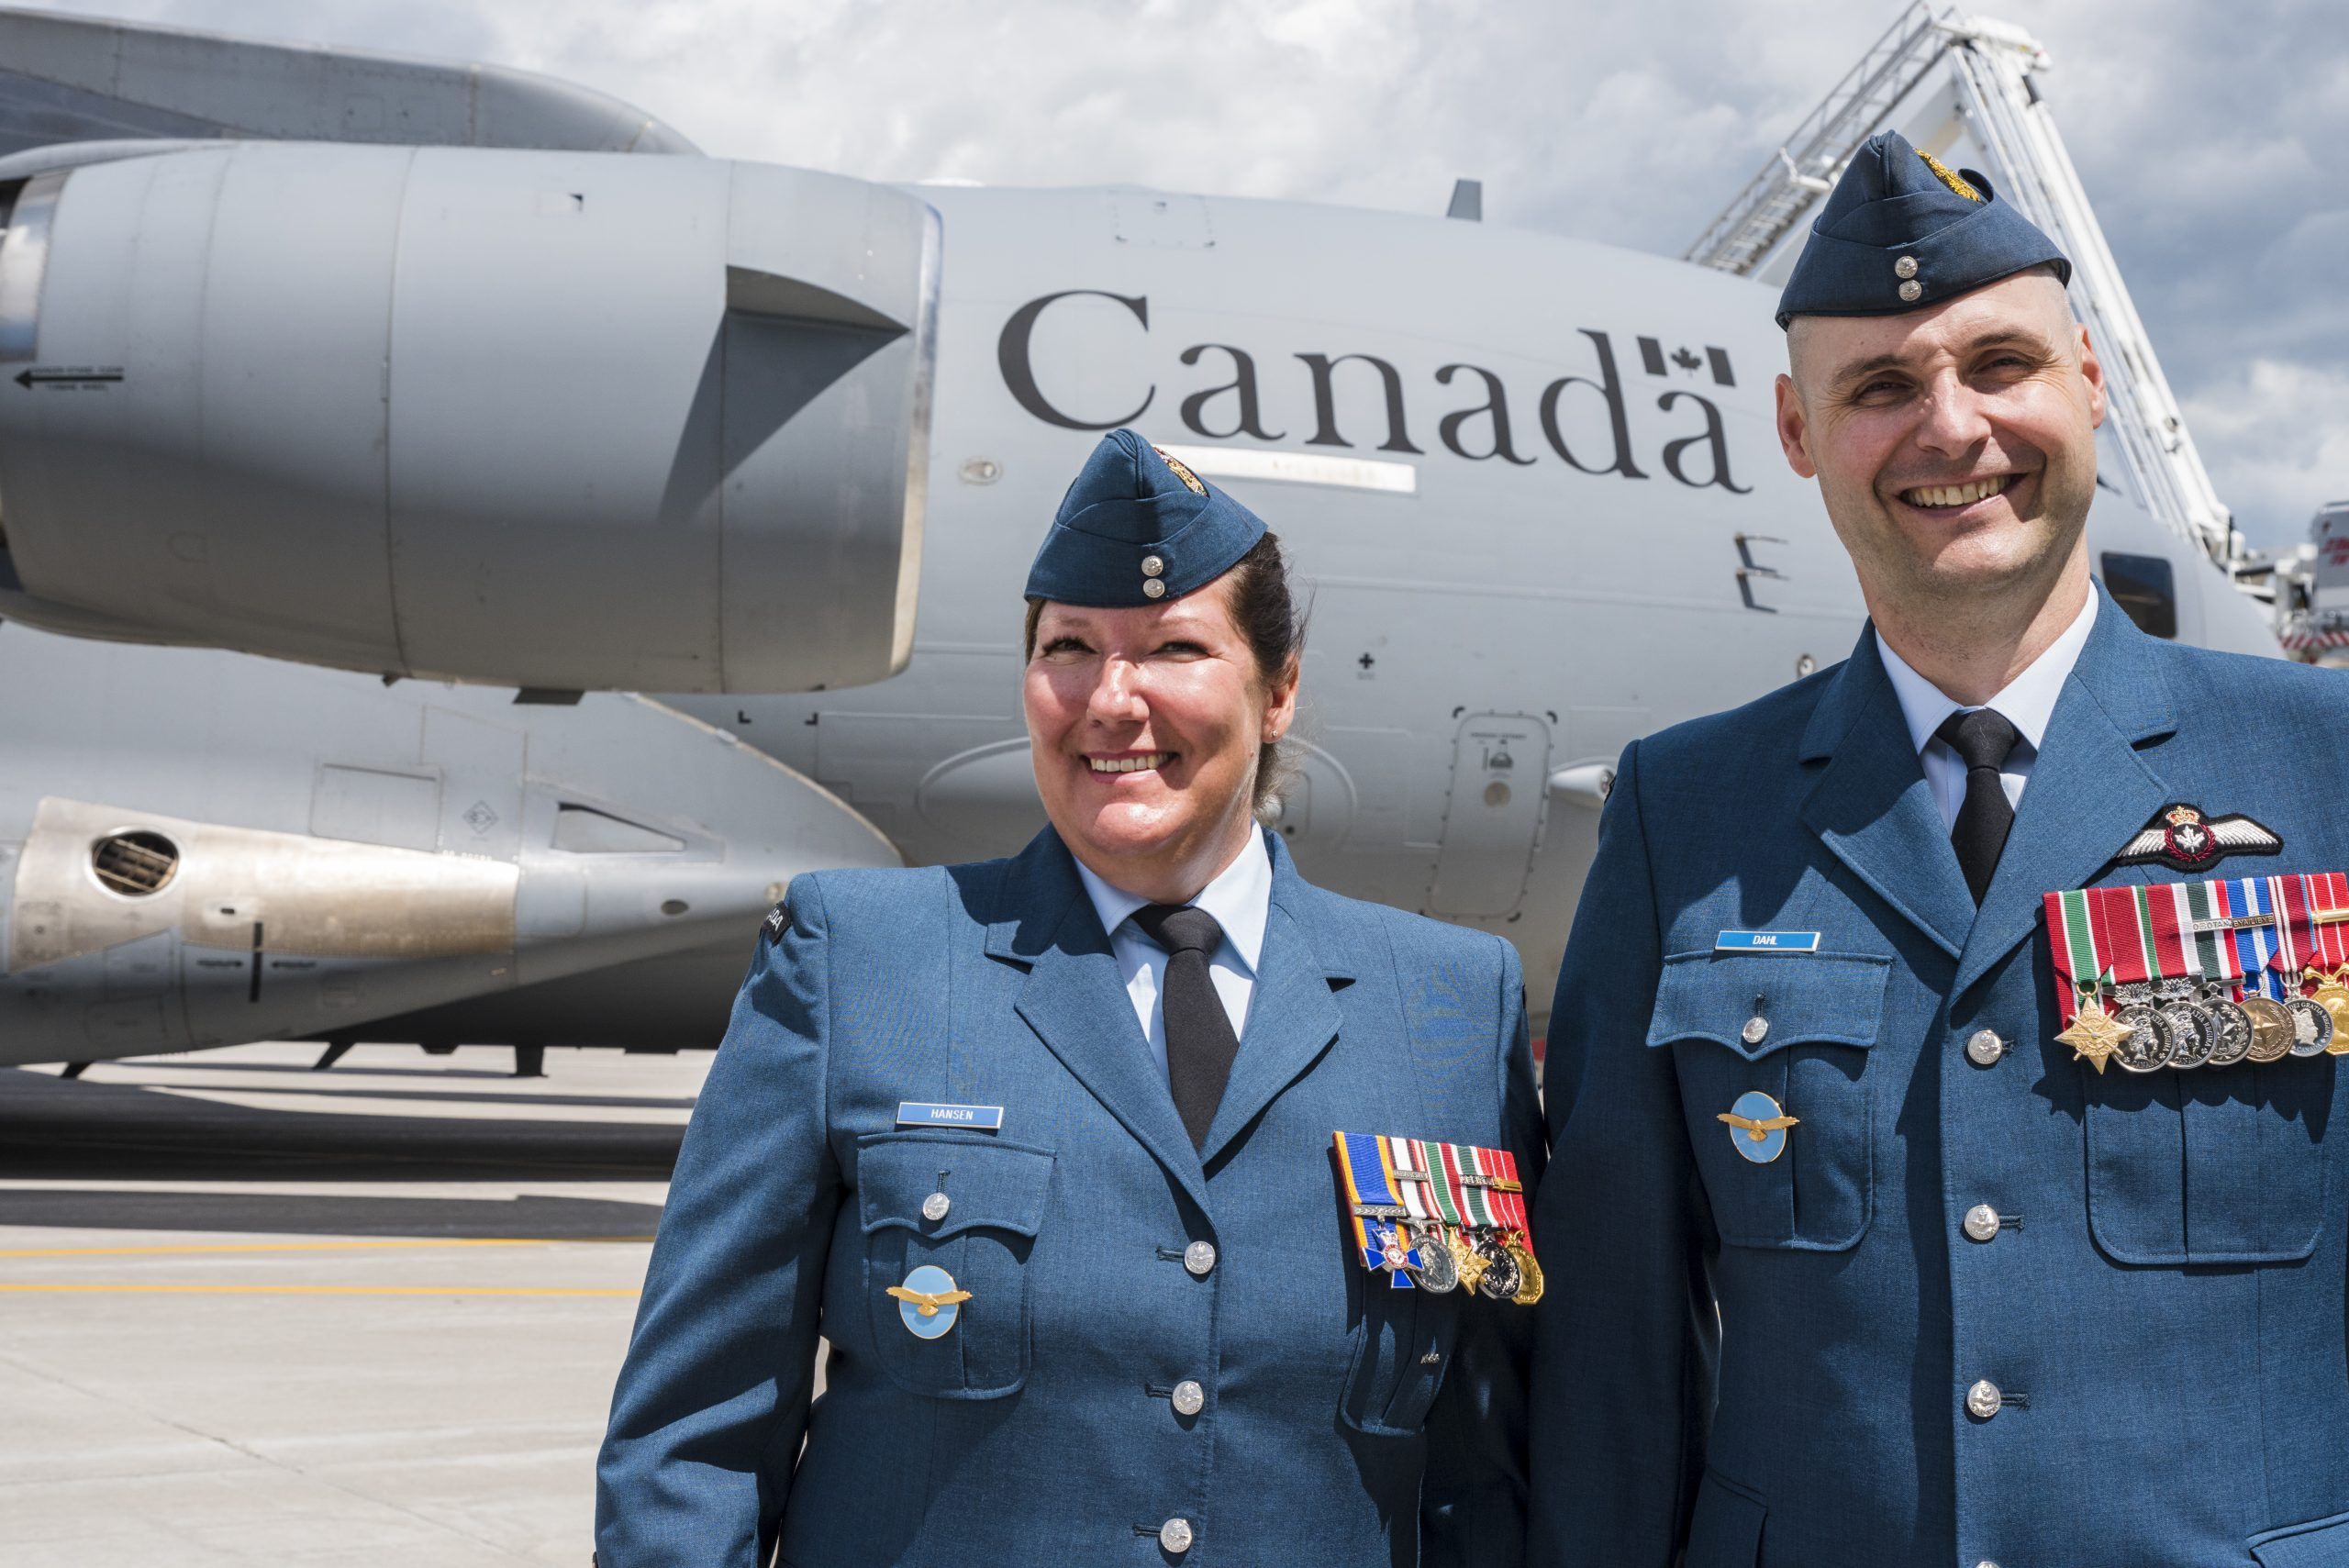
1023 429 1268 606
1776 130 2069 328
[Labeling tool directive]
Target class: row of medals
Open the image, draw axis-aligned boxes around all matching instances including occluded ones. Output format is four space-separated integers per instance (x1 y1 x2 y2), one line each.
1376 1218 1544 1305
2075 966 2349 1073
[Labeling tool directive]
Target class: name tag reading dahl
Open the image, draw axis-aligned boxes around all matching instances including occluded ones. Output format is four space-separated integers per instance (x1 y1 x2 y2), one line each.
896 1102 1005 1130
1715 930 1821 953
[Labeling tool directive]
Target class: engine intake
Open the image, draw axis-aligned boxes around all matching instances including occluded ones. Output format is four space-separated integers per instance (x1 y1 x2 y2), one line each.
0 144 939 693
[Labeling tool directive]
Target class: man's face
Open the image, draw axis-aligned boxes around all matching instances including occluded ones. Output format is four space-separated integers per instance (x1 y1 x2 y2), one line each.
1774 271 2106 611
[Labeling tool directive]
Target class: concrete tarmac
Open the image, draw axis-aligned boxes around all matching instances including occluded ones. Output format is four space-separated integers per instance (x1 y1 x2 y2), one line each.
0 1042 713 1566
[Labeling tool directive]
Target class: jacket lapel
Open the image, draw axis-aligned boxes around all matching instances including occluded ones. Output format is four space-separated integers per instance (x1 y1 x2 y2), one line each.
1798 629 1977 963
1952 591 2176 996
1196 838 1351 1168
988 831 1210 1215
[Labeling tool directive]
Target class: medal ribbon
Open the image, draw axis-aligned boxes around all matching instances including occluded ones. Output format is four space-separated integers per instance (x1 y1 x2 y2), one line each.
2180 880 2240 984
2303 872 2349 970
1334 1132 1403 1271
2044 889 2099 1021
2228 875 2283 999
1488 1149 1531 1246
2134 884 2188 982
1417 1140 1467 1230
2269 875 2309 990
1382 1136 1435 1225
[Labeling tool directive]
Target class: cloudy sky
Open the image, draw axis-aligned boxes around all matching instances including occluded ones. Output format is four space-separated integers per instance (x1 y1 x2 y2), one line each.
29 0 2345 548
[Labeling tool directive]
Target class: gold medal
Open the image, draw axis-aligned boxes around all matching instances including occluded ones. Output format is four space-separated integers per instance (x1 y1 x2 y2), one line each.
2241 995 2296 1062
2310 966 2349 1053
1448 1230 1490 1296
2054 981 2132 1073
1506 1236 1543 1307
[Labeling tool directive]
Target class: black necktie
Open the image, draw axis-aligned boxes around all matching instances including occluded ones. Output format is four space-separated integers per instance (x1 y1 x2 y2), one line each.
1130 904 1240 1150
1935 707 2022 904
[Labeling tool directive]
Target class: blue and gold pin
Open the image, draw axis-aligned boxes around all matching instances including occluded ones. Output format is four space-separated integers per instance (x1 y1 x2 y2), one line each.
886 1264 971 1339
1717 1091 1798 1164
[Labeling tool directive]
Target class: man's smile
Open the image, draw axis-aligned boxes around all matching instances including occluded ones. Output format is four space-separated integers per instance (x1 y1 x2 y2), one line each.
1894 473 2021 512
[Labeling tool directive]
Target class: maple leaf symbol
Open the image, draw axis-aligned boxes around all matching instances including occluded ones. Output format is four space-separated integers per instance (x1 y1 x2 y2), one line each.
1671 346 1702 373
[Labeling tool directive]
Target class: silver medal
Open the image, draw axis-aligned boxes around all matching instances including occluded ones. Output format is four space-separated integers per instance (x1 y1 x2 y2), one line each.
1471 1233 1521 1301
2159 999 2217 1069
2201 993 2255 1068
1406 1223 1459 1293
2285 996 2335 1057
2111 1004 2172 1073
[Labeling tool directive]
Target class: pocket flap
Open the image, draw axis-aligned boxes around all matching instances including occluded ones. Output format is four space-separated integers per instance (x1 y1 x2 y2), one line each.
2254 1509 2349 1568
1646 951 1892 1059
858 1132 1054 1240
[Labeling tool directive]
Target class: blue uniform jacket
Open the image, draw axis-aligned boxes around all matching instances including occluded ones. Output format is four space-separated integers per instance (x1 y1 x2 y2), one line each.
1530 590 2349 1568
597 826 1542 1567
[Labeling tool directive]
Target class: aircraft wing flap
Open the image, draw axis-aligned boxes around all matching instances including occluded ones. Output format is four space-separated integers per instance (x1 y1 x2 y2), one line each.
0 6 696 160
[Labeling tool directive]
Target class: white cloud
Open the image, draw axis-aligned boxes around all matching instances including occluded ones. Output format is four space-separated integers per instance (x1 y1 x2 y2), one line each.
2185 357 2349 539
17 0 2347 546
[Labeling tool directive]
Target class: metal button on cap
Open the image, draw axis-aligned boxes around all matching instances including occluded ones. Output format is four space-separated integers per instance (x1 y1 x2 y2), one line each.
1977 1561 2001 1568
1171 1379 1205 1416
1160 1518 1194 1553
1741 1015 1769 1046
1966 1379 2002 1419
1966 1029 2005 1066
1898 278 1924 303
1895 254 1920 279
1141 554 1165 577
1964 1204 2000 1243
1141 578 1167 600
1183 1240 1217 1277
921 1192 951 1223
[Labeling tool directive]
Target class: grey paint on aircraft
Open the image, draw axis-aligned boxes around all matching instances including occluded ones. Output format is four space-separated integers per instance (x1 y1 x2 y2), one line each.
0 8 2286 1064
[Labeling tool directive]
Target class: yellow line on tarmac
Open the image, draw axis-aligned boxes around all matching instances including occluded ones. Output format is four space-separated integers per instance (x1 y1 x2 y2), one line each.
0 1237 653 1259
0 1284 639 1296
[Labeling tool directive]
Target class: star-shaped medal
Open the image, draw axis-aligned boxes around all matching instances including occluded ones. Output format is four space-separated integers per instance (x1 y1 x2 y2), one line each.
2055 993 2132 1073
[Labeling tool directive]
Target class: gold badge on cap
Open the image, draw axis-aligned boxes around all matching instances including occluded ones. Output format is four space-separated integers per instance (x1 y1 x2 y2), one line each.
1152 444 1208 496
1917 150 1982 203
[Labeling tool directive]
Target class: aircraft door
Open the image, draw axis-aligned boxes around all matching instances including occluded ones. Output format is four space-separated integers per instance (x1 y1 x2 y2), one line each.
1427 713 1551 918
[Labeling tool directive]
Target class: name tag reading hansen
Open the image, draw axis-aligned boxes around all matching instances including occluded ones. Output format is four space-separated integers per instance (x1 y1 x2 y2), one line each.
896 1102 1004 1131
1715 931 1820 953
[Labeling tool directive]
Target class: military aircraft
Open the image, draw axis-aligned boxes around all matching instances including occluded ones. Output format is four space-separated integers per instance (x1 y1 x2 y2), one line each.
0 6 2280 1069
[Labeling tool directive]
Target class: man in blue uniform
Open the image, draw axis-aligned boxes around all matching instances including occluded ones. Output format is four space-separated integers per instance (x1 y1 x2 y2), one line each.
1528 131 2349 1567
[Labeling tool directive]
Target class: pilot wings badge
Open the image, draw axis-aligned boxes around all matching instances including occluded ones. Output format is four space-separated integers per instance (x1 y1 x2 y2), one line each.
2112 804 2281 873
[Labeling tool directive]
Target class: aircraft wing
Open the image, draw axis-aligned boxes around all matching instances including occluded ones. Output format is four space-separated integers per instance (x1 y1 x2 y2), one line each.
0 5 696 158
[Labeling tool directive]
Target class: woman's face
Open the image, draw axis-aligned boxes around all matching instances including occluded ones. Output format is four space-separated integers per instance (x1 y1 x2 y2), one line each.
1023 576 1297 902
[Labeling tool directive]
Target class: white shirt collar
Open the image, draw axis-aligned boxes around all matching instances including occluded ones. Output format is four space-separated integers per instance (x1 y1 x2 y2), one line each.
1876 589 2098 759
1074 828 1272 975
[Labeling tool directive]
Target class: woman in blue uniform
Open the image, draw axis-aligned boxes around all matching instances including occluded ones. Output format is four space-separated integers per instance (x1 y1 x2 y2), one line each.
596 429 1540 1568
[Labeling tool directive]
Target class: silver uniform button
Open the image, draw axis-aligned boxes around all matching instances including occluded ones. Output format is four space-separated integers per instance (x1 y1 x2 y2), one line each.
1895 254 1920 279
1977 1562 2001 1568
1898 278 1924 303
1141 554 1165 578
921 1192 951 1223
1963 1204 2000 1243
1966 1029 2005 1066
1741 1015 1769 1046
1159 1518 1194 1553
1171 1379 1205 1416
1966 1379 2002 1419
1183 1240 1217 1277
1141 577 1167 600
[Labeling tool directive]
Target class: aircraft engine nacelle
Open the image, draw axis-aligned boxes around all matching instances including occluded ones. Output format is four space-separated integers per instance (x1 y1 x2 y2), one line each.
0 144 940 693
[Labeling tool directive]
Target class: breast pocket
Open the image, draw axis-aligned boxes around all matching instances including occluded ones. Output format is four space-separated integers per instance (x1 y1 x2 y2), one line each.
857 1132 1054 1400
1648 951 1891 1252
2085 1061 2330 1265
